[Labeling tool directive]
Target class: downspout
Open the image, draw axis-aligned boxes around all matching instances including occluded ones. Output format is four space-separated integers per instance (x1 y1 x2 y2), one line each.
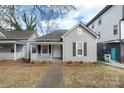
119 19 122 63
119 5 124 63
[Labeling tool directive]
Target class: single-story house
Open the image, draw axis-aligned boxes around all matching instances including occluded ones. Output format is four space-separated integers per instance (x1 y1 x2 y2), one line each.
0 27 38 60
30 23 97 62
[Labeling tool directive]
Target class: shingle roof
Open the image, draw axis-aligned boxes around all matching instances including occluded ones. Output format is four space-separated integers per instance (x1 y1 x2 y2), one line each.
0 29 35 40
35 30 68 42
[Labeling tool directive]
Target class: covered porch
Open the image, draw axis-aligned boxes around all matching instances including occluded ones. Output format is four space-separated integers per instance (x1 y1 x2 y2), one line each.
0 41 25 60
30 42 63 62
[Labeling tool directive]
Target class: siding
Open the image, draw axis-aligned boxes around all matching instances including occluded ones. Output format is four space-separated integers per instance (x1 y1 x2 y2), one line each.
0 44 24 60
88 6 123 42
63 25 97 62
31 54 51 61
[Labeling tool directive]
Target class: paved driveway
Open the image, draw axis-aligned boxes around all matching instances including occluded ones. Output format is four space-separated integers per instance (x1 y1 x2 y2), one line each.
35 62 63 88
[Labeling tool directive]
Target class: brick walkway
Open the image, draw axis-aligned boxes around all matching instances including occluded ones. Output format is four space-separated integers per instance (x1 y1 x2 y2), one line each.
35 62 63 88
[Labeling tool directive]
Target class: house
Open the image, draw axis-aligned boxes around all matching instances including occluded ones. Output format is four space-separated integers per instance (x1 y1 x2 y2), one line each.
87 5 124 63
30 23 97 62
0 27 38 60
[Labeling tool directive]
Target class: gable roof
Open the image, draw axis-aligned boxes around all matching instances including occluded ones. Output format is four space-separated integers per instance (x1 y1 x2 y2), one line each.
35 22 97 42
0 29 35 40
35 30 68 42
61 22 98 38
86 5 112 26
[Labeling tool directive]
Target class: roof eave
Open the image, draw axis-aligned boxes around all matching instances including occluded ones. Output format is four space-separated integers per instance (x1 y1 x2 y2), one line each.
61 22 98 38
86 5 112 26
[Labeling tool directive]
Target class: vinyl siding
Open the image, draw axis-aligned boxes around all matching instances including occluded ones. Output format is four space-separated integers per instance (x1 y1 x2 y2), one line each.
63 25 97 62
88 5 123 42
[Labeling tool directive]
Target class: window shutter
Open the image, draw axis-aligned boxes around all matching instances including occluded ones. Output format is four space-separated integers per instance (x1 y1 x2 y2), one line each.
37 45 41 54
49 45 51 54
73 42 76 56
84 42 87 56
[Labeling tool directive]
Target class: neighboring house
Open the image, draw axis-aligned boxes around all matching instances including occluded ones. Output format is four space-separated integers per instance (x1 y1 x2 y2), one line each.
30 23 97 62
87 5 124 63
0 28 38 60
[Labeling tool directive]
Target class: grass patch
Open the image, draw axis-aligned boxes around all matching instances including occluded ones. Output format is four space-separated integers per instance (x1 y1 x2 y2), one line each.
0 61 49 88
63 63 124 88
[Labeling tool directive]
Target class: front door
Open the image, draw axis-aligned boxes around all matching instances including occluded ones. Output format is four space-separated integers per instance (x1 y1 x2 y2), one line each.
111 48 116 60
52 45 62 59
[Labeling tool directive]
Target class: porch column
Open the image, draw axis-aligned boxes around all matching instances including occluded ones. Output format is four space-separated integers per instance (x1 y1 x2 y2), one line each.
14 43 17 60
23 45 25 58
51 44 52 60
30 44 32 62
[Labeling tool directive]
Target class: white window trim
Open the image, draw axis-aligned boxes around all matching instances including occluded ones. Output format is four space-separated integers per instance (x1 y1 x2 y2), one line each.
41 45 49 55
76 42 83 57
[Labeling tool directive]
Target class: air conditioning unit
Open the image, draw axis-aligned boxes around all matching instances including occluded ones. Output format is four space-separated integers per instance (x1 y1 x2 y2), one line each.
104 54 111 62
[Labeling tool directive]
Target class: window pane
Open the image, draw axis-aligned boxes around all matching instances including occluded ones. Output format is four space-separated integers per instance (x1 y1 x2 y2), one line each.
78 49 82 55
32 47 36 53
10 46 14 53
78 43 82 49
77 43 83 55
113 25 118 35
42 45 48 54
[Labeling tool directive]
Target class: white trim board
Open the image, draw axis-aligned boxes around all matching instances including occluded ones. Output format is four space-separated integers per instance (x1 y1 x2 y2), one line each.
0 32 7 39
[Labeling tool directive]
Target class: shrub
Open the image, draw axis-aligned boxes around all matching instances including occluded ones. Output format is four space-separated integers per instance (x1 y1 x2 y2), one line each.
80 60 83 64
67 61 72 64
42 60 46 64
31 62 34 64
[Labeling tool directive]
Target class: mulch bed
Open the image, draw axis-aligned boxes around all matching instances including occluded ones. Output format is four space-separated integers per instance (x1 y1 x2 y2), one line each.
62 62 99 66
0 60 52 67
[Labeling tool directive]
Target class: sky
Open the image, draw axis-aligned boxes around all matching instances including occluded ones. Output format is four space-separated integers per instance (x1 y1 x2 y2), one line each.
51 5 106 30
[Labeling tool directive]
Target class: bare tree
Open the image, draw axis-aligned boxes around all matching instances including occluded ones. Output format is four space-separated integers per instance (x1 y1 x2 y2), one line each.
0 5 76 33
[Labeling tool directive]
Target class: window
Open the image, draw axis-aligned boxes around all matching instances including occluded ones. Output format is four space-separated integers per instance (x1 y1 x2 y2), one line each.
92 23 94 29
10 46 14 53
98 31 100 39
77 42 83 56
42 45 49 54
98 17 102 25
113 25 118 35
77 28 82 35
32 46 37 53
84 42 87 56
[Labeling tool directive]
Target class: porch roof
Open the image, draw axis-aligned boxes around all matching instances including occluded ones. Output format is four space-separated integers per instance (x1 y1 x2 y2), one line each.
30 41 63 45
35 30 68 42
0 40 25 44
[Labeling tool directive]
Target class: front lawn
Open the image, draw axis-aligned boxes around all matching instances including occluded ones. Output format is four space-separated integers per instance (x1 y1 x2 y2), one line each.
63 63 124 88
0 61 49 88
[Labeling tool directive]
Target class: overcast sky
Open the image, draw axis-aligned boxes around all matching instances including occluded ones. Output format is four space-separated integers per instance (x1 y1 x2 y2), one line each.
53 5 106 30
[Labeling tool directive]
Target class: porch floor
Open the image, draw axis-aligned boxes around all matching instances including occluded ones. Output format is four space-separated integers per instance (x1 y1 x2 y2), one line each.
101 61 124 69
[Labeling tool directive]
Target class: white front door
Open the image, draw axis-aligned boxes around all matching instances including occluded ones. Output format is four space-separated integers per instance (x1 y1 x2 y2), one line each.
52 45 61 59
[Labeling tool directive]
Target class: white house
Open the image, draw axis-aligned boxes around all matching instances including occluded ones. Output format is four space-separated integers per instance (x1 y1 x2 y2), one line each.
30 23 97 62
0 27 38 60
87 5 124 63
0 23 97 62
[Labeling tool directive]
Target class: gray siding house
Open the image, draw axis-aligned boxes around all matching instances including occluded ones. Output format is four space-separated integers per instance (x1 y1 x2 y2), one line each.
0 27 38 60
30 23 97 62
87 5 124 63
